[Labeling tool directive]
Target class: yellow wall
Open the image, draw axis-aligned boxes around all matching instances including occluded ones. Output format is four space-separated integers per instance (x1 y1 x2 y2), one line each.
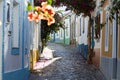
101 0 112 58
30 49 39 71
92 48 100 68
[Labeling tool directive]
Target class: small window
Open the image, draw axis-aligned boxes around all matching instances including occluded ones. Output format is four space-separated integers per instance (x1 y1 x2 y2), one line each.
66 24 68 37
74 23 76 38
105 14 109 52
83 18 85 33
57 32 59 36
7 3 10 23
61 29 62 38
80 18 81 36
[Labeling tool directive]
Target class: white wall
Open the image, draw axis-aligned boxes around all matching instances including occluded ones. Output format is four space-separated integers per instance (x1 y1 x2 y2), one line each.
84 17 89 45
60 28 64 39
65 18 70 38
4 1 22 72
75 16 80 44
0 1 3 80
79 16 84 45
12 5 19 48
4 0 31 72
33 23 39 49
78 15 89 45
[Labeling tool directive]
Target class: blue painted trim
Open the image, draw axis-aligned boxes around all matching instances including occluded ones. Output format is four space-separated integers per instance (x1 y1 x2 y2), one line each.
2 0 6 80
22 1 25 68
4 68 29 80
84 45 88 59
24 10 28 54
11 48 19 55
92 21 95 49
78 44 88 59
78 43 84 54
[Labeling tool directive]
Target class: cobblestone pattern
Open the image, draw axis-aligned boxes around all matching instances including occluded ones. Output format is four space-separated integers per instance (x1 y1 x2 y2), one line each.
29 43 106 80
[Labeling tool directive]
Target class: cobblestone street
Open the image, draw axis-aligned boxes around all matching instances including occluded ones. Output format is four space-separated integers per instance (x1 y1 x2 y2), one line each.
29 43 106 80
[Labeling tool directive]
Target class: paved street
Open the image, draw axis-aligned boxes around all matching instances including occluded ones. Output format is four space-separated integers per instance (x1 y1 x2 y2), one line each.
29 43 106 80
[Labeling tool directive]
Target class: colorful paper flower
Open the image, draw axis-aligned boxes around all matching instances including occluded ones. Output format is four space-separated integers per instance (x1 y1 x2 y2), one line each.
28 1 55 26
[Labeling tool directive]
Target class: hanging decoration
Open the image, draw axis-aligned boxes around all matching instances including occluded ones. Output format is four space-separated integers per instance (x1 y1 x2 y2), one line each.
27 1 55 26
34 0 96 16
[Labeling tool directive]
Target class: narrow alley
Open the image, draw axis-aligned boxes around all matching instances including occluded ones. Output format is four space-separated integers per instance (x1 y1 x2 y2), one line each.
29 43 106 80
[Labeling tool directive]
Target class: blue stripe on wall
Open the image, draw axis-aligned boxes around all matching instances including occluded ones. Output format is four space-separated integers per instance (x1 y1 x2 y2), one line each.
22 0 25 69
2 0 6 80
4 68 29 80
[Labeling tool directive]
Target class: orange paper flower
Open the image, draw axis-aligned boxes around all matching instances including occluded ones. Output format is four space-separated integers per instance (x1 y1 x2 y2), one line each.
33 12 40 23
41 1 48 9
28 1 55 26
41 2 55 17
35 6 42 12
28 12 34 21
47 17 55 26
44 5 55 17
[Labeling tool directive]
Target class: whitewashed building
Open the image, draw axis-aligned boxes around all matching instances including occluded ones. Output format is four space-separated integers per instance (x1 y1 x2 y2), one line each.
0 0 40 80
76 14 89 59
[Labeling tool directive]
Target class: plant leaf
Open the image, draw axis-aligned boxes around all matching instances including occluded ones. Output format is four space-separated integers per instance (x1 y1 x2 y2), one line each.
27 2 33 11
47 0 53 5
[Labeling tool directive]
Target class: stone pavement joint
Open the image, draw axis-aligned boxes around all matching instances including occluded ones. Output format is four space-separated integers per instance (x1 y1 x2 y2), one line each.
29 43 106 80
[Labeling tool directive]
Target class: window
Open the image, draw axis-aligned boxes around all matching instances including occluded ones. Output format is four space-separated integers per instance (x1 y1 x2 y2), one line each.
73 22 75 38
61 29 62 38
80 18 81 36
66 24 68 37
56 32 59 36
7 3 10 23
105 14 109 52
83 18 85 33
